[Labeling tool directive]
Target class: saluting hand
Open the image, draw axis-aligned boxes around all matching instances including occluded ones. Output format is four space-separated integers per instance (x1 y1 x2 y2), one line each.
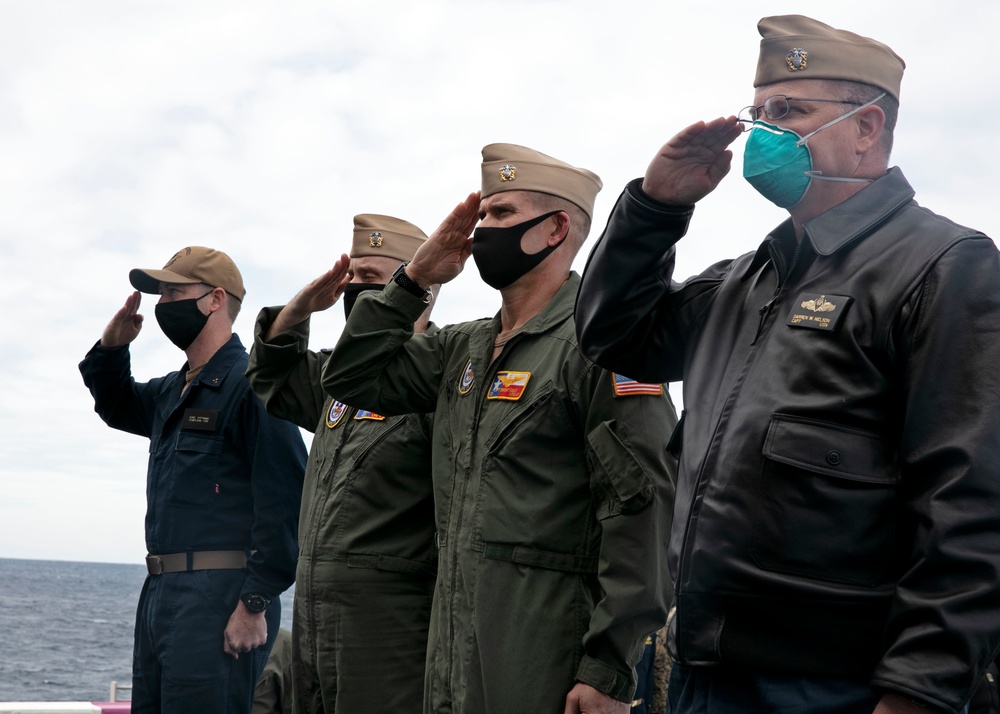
406 192 481 288
265 254 351 339
641 116 743 206
100 291 144 348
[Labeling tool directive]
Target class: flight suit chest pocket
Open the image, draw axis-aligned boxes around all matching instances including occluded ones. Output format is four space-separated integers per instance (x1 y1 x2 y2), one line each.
749 414 898 587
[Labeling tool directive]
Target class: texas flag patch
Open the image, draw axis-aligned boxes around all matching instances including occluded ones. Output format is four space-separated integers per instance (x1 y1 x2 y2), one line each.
612 373 663 397
354 410 386 421
487 371 531 401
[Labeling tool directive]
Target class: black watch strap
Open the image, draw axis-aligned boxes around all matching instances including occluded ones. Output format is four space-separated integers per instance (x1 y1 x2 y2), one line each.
392 262 431 300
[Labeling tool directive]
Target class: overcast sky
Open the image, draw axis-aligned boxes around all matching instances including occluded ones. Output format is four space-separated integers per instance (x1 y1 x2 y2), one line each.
1 1 997 565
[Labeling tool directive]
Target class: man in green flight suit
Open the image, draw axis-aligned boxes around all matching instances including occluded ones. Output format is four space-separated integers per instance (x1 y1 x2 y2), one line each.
322 144 678 714
246 215 438 713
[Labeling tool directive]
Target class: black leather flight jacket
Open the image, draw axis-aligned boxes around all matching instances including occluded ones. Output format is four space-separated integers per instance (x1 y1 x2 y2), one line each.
574 168 1000 713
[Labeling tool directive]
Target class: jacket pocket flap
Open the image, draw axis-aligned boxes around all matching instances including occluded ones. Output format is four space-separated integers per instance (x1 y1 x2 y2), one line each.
763 414 896 484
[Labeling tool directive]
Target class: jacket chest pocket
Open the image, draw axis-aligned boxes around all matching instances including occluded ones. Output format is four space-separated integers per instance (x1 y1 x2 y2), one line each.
749 414 899 587
168 431 226 509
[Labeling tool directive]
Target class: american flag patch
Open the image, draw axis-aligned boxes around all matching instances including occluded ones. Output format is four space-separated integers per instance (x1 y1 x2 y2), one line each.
612 373 663 397
354 410 386 421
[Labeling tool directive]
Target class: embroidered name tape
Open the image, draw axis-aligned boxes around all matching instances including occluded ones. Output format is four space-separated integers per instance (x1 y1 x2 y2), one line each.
182 409 219 431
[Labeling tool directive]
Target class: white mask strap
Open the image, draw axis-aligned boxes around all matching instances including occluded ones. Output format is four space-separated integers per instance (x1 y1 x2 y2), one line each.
796 91 887 147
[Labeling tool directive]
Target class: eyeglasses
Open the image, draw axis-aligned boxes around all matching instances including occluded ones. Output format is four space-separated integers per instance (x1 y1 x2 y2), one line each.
737 96 864 132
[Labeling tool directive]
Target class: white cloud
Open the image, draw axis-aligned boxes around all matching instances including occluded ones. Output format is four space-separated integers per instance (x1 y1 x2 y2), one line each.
1 0 998 563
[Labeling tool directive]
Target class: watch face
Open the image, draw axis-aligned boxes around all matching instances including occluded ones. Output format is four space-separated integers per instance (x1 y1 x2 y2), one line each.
242 593 269 613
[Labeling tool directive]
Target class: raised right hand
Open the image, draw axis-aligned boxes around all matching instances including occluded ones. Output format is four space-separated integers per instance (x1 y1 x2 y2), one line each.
100 291 143 348
265 253 351 339
406 192 481 287
641 116 743 206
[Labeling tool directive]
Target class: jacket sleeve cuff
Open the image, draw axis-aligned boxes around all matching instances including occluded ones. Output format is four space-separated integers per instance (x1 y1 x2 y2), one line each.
575 654 635 703
625 177 696 218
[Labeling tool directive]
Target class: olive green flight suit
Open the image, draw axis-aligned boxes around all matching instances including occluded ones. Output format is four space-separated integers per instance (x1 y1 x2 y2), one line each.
322 274 677 713
247 307 437 713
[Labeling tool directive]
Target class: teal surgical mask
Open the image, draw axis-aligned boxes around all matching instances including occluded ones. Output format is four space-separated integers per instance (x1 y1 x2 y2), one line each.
742 92 886 208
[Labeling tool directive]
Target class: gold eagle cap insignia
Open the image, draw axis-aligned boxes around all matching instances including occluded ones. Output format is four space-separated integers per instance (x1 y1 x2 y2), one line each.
802 295 836 312
369 231 383 248
786 48 808 72
498 164 516 182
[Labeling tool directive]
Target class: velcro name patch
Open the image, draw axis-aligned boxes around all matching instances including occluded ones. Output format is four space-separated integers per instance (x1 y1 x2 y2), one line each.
487 371 531 401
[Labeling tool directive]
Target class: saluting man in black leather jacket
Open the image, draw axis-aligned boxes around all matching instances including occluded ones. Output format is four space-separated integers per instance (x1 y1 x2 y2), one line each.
576 14 1000 714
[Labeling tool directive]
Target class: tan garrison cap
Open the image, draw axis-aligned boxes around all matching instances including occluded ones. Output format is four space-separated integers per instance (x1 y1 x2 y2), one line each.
481 143 603 219
129 246 246 301
351 215 428 263
754 15 905 101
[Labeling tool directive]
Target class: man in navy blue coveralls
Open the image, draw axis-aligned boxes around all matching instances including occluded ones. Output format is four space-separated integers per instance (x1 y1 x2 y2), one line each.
80 246 306 713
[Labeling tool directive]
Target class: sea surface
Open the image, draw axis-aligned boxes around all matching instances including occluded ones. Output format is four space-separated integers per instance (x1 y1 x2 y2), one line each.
0 558 294 702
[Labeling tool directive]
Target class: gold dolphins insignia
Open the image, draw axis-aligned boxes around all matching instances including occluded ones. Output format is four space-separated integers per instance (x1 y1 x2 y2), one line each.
801 295 836 312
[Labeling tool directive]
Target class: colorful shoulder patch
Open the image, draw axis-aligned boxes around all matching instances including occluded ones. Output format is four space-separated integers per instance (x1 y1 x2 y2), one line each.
354 410 386 421
457 358 475 395
487 371 531 401
612 373 663 397
325 400 348 429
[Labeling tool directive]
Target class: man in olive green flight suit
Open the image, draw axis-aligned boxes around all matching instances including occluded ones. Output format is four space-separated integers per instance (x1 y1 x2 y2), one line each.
246 216 438 713
323 145 678 714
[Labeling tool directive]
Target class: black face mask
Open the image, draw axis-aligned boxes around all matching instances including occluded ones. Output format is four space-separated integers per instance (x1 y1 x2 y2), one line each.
471 210 563 289
154 290 212 350
342 282 386 320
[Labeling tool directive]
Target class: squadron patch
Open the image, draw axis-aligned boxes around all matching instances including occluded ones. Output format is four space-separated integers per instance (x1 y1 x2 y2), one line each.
786 293 853 331
326 400 348 429
458 358 475 395
612 373 663 397
354 410 386 421
486 371 531 401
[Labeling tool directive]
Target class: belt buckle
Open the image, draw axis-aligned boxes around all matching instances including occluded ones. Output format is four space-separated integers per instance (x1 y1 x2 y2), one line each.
145 555 164 575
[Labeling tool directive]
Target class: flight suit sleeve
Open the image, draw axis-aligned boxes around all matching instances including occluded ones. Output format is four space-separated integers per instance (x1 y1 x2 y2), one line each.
246 305 328 433
321 282 445 416
574 365 678 701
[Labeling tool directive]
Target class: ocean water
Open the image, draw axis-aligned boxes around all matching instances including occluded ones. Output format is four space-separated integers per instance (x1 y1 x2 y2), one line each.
0 558 294 702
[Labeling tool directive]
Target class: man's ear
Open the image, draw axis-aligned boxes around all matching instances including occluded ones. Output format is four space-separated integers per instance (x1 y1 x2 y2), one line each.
549 211 571 247
855 104 886 156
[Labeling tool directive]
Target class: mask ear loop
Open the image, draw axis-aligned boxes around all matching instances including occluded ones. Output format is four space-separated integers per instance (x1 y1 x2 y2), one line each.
796 91 887 183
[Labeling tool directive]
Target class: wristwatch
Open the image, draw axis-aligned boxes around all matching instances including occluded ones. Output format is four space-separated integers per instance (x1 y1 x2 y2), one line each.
392 262 431 301
240 592 270 614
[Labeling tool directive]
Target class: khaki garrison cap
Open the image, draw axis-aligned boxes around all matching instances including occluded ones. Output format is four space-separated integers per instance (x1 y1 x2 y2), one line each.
129 246 246 301
351 214 427 263
754 15 905 101
481 143 603 220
